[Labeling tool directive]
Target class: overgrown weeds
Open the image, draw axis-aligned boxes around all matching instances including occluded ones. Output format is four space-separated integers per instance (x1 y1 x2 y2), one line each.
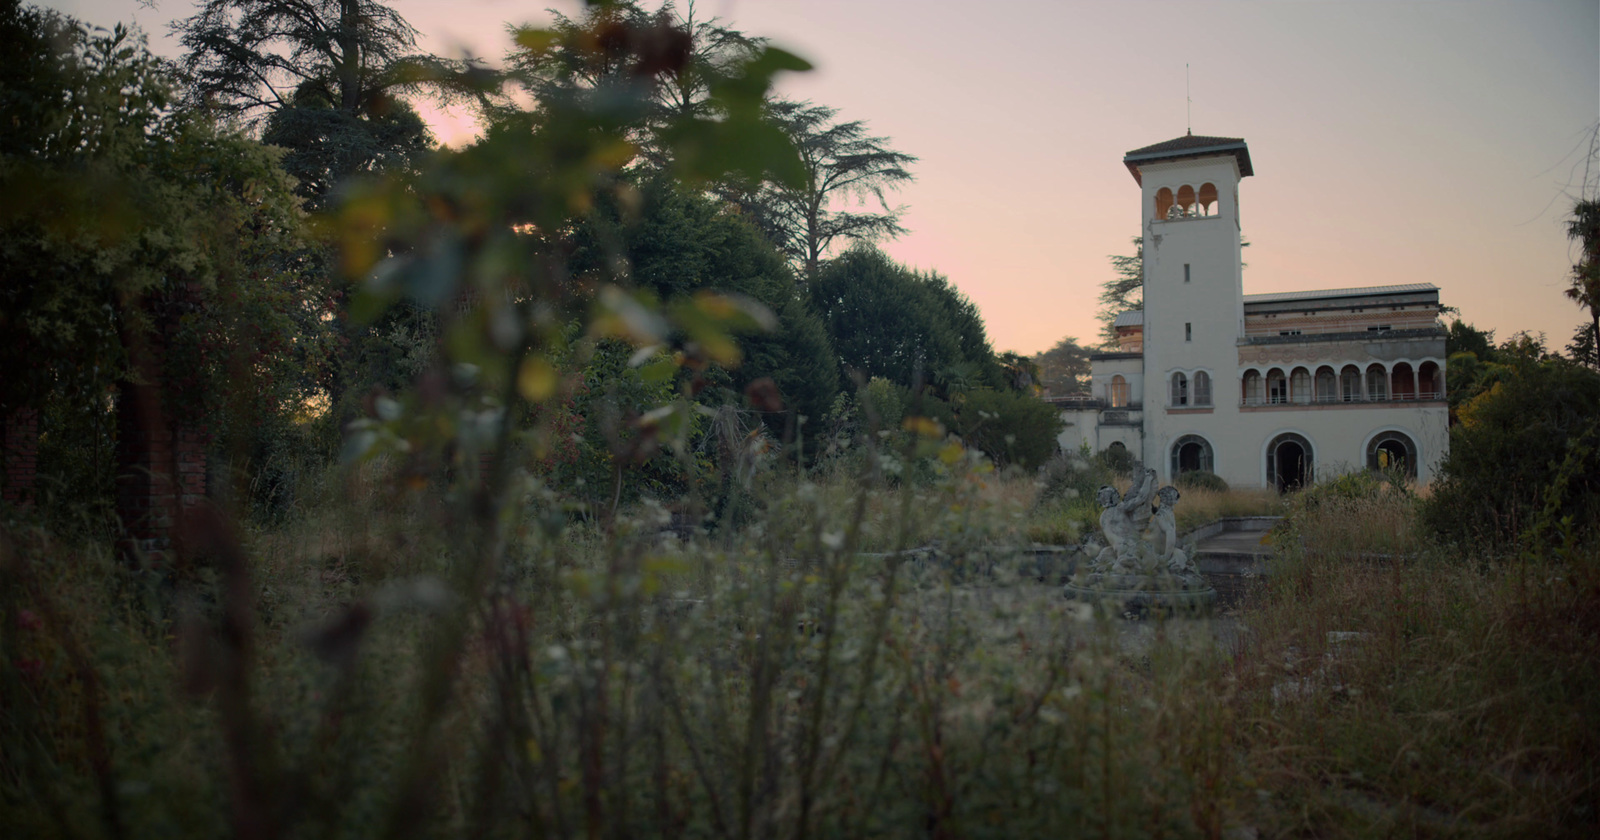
1232 473 1599 837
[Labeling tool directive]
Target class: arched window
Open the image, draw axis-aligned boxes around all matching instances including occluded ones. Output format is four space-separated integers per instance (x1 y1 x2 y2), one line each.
1193 371 1212 406
1171 434 1214 476
1242 370 1263 406
1391 362 1416 400
1171 372 1189 406
1418 361 1443 399
1266 432 1314 492
1340 365 1363 402
1267 368 1288 404
1155 188 1174 221
1314 366 1338 403
1290 367 1312 405
1366 364 1389 401
1176 184 1197 216
1198 182 1218 216
1367 430 1417 479
1109 374 1129 407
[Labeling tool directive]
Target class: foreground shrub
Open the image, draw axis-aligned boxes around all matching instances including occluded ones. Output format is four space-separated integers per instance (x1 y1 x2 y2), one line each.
1421 358 1600 550
953 386 1063 469
1174 470 1228 492
1277 469 1422 558
2 458 1263 839
1235 519 1600 836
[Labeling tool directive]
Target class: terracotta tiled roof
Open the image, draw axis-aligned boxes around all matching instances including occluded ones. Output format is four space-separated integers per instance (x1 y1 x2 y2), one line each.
1123 134 1253 183
1243 284 1439 305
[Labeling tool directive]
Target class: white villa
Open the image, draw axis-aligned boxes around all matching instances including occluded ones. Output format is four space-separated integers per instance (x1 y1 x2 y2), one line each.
1054 134 1450 490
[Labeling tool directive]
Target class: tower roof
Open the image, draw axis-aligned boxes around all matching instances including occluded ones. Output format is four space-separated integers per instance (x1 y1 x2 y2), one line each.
1123 134 1253 184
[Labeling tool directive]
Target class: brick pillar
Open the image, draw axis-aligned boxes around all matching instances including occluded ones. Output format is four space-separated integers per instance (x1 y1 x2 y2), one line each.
2 408 40 505
115 314 208 565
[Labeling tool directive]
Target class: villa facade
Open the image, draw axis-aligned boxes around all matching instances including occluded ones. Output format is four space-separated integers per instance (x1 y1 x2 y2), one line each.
1055 134 1450 489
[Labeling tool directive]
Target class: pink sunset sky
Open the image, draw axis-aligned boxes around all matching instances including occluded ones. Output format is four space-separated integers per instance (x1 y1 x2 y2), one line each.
52 0 1600 356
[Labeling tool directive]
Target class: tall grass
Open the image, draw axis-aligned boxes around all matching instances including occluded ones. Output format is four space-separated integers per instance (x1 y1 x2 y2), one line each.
3 461 1594 838
1231 484 1600 837
0 455 1243 839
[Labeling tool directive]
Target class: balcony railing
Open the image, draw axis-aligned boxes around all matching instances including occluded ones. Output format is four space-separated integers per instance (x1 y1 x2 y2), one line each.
1240 390 1444 408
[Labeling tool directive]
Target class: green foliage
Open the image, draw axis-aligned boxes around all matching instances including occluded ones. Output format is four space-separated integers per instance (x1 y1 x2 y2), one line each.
1099 236 1144 346
1037 449 1101 501
734 99 918 276
1243 511 1599 836
1422 356 1600 549
809 246 996 391
502 1 769 169
1032 335 1091 396
0 4 333 516
859 376 908 430
1566 196 1600 360
260 87 434 210
995 350 1042 393
951 387 1062 470
1446 318 1495 360
1095 443 1136 476
554 340 698 514
172 0 468 207
1174 470 1228 492
1568 320 1598 369
172 0 458 122
567 174 839 438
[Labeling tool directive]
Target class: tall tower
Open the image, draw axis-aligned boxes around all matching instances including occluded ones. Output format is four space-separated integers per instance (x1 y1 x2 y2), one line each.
1121 134 1253 477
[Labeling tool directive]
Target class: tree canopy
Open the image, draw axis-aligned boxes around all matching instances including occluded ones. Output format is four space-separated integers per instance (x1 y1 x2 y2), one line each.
567 174 840 429
1 2 331 496
1567 197 1600 368
172 0 463 208
1032 336 1092 397
808 246 993 391
735 100 917 277
1098 236 1143 346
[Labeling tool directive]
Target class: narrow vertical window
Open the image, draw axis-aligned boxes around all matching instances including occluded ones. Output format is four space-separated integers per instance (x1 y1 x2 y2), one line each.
1185 322 1192 342
1183 263 1191 283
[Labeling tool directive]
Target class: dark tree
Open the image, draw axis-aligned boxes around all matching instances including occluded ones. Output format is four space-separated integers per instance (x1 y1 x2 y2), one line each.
173 0 448 121
1569 321 1599 369
809 247 992 390
1423 356 1600 547
172 0 460 207
1032 336 1092 396
1567 197 1600 362
1098 236 1144 346
260 83 432 209
1446 319 1496 360
741 100 917 277
506 1 762 125
567 174 840 429
1 4 329 506
996 351 1042 393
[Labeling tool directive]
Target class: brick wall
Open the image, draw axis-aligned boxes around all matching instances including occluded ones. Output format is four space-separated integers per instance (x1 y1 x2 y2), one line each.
2 408 39 505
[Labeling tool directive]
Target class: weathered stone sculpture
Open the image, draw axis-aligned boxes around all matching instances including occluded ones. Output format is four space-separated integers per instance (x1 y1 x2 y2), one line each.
1094 468 1156 572
1068 464 1214 614
1151 485 1197 575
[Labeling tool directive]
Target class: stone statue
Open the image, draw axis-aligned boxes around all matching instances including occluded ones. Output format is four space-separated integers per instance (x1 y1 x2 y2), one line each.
1150 485 1196 574
1093 468 1157 572
1069 464 1214 614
